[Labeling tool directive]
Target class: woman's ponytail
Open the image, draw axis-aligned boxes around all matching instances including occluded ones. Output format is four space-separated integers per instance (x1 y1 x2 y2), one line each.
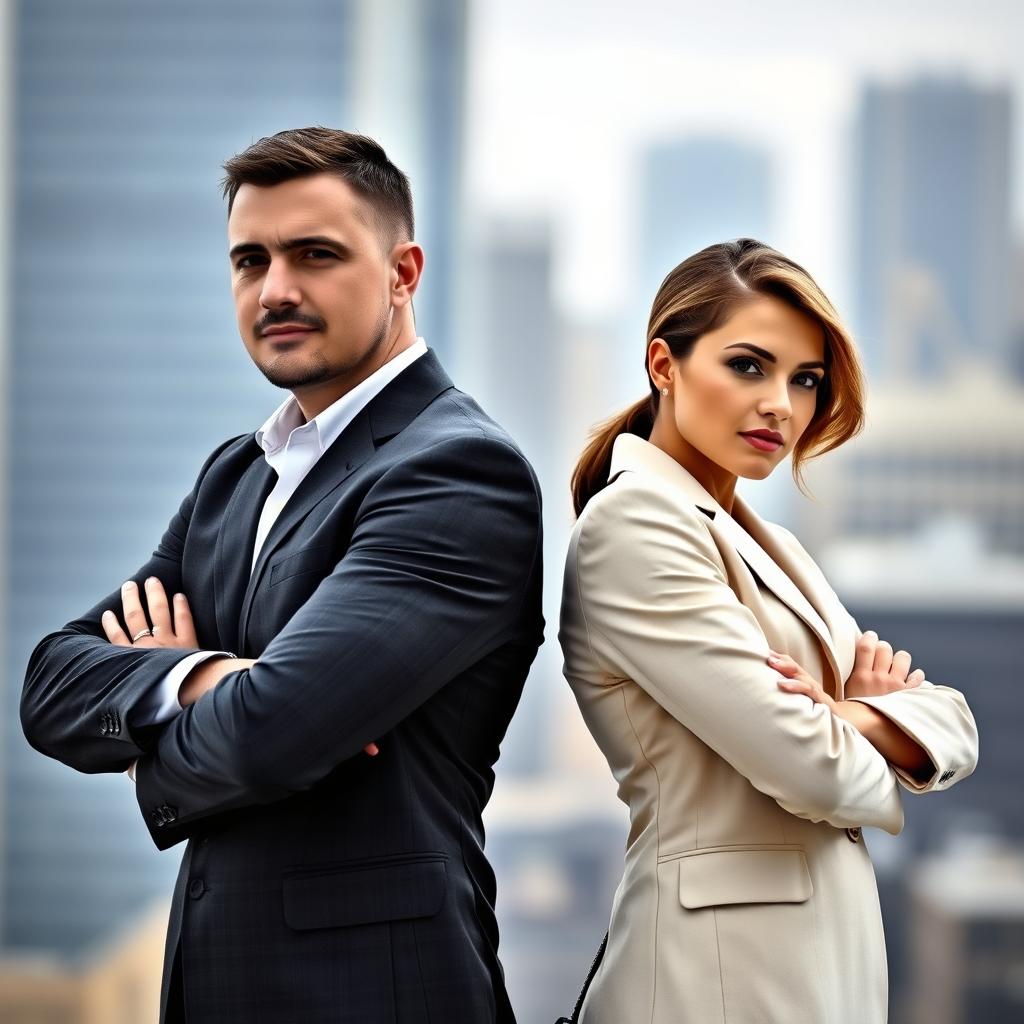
570 395 655 517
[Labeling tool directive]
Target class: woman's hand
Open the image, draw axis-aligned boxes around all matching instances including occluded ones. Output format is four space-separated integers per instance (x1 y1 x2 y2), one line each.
768 651 837 711
101 578 198 649
845 630 925 699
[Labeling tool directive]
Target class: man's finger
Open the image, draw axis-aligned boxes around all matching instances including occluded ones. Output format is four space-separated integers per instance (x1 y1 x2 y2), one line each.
101 610 131 646
120 581 151 639
173 593 199 647
144 577 173 636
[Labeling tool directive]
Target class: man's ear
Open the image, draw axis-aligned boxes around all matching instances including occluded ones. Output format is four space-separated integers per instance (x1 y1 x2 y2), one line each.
390 243 424 308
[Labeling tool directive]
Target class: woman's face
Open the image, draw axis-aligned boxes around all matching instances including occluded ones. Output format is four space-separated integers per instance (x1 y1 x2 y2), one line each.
651 293 827 483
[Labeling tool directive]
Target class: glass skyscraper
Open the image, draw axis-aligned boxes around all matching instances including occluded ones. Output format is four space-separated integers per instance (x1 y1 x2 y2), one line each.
853 77 1012 381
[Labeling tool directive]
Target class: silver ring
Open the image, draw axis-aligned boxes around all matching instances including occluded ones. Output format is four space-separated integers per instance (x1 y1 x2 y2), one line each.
131 628 153 643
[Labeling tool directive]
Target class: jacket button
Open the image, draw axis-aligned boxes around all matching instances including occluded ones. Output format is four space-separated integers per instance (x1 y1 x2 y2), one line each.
188 878 206 900
160 804 178 823
846 827 862 843
99 714 109 735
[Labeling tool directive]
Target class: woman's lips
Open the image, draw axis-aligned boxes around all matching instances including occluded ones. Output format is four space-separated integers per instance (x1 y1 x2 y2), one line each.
739 433 783 452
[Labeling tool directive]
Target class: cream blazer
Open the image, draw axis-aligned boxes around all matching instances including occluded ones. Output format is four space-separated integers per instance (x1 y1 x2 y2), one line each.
559 434 978 1024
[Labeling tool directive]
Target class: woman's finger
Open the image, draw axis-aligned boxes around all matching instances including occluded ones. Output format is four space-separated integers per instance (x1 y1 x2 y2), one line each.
906 668 925 688
891 649 912 681
144 577 173 636
173 593 199 648
767 652 808 680
101 610 131 646
854 630 877 675
872 639 894 675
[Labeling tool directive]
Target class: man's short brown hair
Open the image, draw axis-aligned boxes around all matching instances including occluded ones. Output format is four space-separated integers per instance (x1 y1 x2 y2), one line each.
222 127 414 246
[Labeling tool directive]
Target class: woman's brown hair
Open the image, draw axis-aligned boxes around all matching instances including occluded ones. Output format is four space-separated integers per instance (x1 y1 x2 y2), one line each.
571 238 866 516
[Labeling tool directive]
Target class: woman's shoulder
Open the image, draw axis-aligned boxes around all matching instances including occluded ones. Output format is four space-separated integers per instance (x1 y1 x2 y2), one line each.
569 470 722 574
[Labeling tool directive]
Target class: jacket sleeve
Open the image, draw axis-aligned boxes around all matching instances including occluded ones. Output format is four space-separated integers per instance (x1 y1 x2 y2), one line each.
769 524 980 795
570 479 905 835
134 433 543 849
20 437 241 773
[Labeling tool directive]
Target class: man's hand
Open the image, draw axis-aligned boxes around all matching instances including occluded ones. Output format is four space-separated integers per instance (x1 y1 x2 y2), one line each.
106 577 379 758
101 577 198 649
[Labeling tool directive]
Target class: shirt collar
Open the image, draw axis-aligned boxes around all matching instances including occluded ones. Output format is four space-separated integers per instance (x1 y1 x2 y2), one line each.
255 338 429 457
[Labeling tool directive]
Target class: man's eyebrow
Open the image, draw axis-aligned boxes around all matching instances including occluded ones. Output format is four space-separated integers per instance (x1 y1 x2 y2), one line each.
228 236 353 260
723 342 826 371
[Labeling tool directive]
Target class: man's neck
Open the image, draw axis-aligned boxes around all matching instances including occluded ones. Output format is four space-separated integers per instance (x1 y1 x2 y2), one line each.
293 329 419 422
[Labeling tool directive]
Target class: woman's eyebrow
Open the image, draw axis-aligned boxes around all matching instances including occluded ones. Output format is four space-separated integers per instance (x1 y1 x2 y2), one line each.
723 342 825 371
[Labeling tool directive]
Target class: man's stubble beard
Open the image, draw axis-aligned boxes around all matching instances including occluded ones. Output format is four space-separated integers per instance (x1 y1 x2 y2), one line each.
257 305 393 392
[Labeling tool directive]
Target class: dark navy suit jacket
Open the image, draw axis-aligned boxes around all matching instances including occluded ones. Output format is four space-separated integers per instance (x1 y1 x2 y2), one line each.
22 351 544 1023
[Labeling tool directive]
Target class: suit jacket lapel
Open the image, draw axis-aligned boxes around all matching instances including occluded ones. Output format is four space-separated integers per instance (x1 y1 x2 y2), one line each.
213 444 276 651
609 434 842 692
236 350 455 645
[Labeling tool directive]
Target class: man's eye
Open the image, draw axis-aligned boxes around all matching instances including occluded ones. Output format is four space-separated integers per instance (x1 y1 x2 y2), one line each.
303 248 337 260
235 256 265 270
728 357 762 376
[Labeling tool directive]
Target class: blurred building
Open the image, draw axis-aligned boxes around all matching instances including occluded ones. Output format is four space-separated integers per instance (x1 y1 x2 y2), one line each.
635 136 774 307
799 367 1024 556
2 0 467 963
353 0 467 357
853 77 1013 381
484 778 626 1023
467 216 563 775
0 901 167 1024
906 843 1024 1024
820 548 1024 1022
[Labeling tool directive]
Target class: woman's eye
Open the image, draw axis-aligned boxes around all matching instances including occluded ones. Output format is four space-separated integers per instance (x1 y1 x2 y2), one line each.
793 373 822 390
728 357 762 376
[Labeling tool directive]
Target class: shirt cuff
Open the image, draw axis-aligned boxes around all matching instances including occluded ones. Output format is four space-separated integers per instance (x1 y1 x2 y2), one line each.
136 650 235 726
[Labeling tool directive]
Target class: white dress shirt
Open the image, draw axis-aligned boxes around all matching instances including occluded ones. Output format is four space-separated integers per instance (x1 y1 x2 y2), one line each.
138 339 429 726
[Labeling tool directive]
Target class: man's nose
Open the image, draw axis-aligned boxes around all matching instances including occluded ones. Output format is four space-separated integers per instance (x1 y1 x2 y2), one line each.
259 259 302 309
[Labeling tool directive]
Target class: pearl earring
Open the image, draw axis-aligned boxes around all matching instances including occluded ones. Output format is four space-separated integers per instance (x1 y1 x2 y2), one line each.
660 387 669 396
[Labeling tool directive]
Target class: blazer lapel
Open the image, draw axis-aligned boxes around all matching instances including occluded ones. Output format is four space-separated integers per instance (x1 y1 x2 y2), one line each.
237 350 455 644
609 434 842 692
713 501 842 693
213 445 277 651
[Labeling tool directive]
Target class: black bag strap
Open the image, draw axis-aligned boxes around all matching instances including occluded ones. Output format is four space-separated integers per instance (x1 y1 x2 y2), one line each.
555 931 608 1024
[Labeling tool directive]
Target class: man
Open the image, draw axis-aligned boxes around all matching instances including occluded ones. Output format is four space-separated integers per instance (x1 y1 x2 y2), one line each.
21 128 544 1023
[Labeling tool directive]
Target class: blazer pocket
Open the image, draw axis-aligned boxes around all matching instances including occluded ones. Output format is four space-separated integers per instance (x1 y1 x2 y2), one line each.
675 845 812 909
269 544 332 588
282 853 448 931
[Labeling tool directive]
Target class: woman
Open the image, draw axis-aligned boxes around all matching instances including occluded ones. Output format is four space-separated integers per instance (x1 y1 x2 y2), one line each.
559 239 978 1024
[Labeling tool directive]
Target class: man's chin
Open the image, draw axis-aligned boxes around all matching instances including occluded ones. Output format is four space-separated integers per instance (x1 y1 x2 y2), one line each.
258 353 333 391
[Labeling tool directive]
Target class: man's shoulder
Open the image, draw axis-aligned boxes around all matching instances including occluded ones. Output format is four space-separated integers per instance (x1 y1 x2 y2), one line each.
398 386 532 464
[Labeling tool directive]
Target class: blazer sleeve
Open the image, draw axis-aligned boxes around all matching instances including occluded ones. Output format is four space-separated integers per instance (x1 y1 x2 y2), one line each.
769 524 980 795
570 478 905 835
134 433 543 849
19 436 241 773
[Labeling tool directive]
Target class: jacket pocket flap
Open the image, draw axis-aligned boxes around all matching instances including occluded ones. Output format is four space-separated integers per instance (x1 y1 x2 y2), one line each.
677 847 812 909
283 855 448 930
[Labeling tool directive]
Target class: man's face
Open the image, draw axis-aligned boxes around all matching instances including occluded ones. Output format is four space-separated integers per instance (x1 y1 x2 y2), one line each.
228 174 397 394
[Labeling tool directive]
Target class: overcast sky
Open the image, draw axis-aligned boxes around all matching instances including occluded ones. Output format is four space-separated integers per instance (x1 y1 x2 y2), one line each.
468 0 1024 320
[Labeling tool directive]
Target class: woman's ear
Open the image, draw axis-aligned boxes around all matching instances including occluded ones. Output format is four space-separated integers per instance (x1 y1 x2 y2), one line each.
648 338 674 392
